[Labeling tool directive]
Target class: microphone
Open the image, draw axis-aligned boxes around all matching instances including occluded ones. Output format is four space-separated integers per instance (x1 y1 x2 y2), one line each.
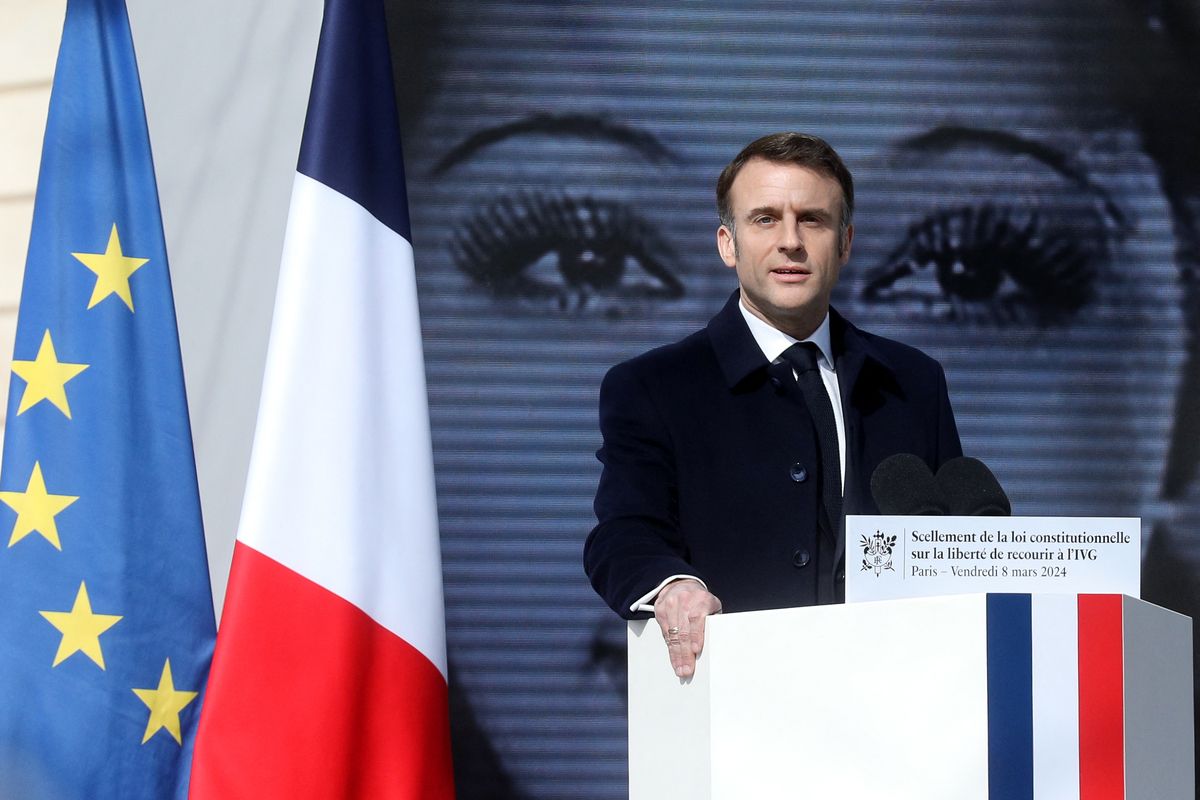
870 453 949 515
935 457 1012 516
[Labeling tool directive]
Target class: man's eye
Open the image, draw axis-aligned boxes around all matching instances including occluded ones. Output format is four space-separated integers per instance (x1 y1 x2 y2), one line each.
450 192 683 318
859 204 1106 326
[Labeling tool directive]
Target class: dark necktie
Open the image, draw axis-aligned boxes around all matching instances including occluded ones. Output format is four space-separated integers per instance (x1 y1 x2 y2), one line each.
780 342 843 536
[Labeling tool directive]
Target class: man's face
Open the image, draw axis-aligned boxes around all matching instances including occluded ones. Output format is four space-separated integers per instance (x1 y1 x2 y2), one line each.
717 159 852 337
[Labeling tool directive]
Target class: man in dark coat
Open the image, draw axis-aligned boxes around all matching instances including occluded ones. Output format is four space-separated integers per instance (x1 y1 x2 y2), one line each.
585 132 962 677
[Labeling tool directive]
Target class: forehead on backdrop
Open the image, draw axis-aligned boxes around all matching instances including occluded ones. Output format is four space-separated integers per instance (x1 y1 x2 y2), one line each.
387 1 1199 797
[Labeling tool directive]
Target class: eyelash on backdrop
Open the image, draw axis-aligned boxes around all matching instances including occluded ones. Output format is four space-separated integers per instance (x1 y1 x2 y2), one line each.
450 192 684 315
860 202 1122 326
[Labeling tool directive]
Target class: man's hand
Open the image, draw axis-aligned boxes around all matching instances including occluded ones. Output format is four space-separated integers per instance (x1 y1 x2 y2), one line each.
654 579 722 678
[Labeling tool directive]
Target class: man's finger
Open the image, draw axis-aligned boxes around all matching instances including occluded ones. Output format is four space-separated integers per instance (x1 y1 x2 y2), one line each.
662 622 696 677
674 627 696 677
684 592 720 658
690 612 706 657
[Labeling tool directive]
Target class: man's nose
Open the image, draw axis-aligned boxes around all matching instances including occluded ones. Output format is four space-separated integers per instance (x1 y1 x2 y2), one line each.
778 224 805 256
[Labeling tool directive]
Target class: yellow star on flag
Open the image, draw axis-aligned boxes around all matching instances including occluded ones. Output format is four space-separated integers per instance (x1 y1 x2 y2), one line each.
0 461 79 549
132 659 199 745
71 223 149 311
10 330 89 418
39 582 122 669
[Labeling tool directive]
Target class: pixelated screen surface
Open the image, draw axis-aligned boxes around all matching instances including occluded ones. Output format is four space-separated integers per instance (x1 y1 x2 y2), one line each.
389 2 1199 796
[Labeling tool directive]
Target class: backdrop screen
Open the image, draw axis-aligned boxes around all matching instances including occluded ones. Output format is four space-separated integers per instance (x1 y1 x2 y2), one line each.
389 1 1200 796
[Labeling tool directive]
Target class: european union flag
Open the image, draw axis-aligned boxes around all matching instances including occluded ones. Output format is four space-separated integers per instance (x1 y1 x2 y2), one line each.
0 0 216 797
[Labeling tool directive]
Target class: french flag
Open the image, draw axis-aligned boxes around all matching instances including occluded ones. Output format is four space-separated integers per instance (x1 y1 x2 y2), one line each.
988 594 1191 800
189 0 454 796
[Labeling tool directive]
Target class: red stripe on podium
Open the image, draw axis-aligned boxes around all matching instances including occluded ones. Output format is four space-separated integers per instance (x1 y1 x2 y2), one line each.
190 542 454 799
1078 594 1124 800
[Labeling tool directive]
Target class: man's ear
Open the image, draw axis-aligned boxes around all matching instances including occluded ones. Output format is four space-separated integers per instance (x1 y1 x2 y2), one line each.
839 223 854 263
717 225 737 268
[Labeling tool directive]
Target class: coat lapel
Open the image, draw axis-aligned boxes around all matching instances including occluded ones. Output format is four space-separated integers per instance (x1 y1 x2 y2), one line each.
705 293 907 581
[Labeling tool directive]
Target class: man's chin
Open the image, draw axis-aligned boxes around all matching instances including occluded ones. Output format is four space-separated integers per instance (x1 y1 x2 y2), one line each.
749 301 830 339
766 290 828 317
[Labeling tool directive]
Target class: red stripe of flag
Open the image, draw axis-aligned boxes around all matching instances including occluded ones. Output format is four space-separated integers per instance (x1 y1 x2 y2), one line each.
190 542 454 798
1078 594 1124 800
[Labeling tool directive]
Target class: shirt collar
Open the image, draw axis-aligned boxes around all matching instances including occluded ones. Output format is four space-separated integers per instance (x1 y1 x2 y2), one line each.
738 298 835 371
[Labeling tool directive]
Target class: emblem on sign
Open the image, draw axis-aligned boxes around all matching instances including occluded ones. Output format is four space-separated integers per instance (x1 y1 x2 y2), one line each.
860 532 897 577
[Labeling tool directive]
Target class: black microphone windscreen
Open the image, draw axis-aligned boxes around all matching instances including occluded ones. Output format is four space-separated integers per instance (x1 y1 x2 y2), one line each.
870 453 949 515
935 457 1012 516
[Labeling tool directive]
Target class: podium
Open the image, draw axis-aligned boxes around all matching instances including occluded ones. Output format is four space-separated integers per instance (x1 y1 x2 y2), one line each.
628 594 1192 799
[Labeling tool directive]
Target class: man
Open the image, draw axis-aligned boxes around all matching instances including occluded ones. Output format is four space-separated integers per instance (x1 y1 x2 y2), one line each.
585 133 963 677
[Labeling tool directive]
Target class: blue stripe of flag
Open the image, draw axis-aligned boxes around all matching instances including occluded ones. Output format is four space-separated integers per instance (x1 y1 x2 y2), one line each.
986 594 1035 800
296 0 412 241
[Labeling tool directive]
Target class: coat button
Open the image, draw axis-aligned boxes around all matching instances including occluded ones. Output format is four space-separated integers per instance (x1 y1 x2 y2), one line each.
792 549 811 568
836 569 845 582
789 463 807 482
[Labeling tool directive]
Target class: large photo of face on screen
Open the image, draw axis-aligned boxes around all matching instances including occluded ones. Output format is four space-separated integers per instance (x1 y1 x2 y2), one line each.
387 1 1200 797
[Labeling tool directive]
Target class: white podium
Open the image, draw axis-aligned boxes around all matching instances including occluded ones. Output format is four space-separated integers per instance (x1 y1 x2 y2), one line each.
628 594 1192 799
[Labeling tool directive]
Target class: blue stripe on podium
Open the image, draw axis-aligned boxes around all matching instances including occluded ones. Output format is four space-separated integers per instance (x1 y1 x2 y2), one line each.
986 594 1034 800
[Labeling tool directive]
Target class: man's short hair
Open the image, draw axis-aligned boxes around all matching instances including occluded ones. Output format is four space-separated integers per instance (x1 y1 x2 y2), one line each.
716 132 855 245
